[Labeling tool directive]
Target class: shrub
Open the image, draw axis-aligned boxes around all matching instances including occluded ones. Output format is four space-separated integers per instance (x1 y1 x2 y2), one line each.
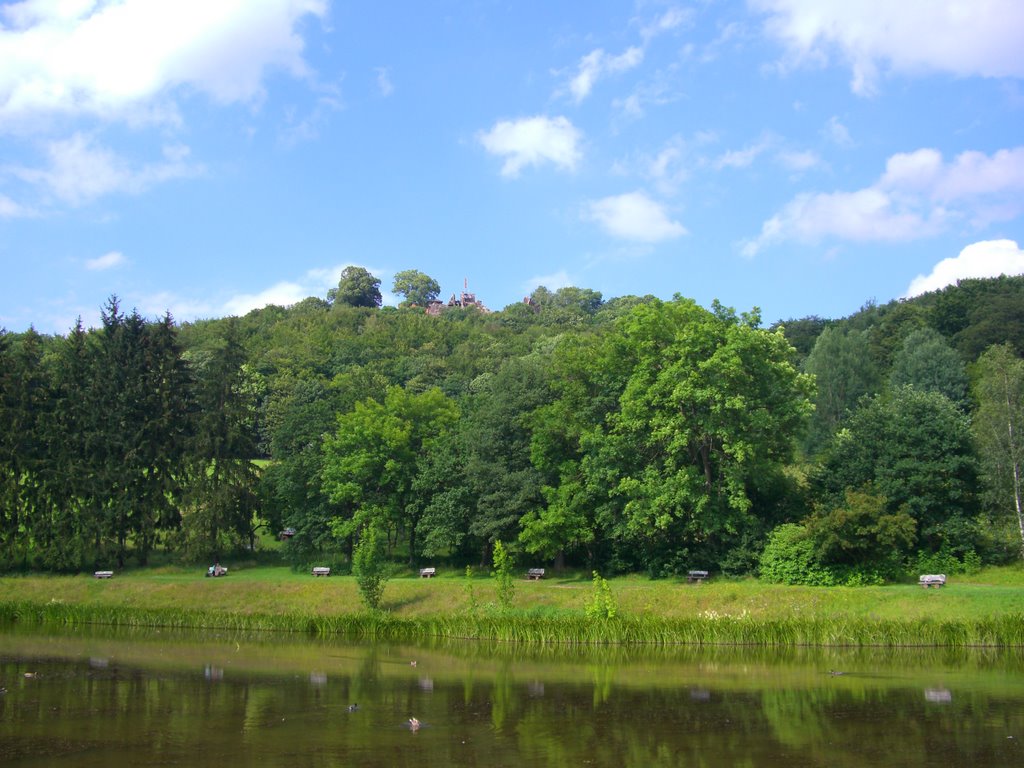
585 571 617 620
830 566 887 586
916 546 983 576
759 524 836 586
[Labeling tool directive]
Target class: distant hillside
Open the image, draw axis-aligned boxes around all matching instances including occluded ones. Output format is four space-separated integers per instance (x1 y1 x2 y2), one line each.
774 274 1024 368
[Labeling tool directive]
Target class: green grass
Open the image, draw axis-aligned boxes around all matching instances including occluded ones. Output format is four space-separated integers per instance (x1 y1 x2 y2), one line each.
1 564 1023 646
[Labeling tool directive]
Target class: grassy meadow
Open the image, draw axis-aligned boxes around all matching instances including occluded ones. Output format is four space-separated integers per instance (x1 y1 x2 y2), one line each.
1 564 1023 646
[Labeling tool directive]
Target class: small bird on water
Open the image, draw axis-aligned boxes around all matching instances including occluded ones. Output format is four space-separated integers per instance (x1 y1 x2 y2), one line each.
347 703 359 712
408 717 420 731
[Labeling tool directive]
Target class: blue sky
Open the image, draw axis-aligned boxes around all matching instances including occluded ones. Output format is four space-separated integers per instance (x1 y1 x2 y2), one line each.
2 0 1023 334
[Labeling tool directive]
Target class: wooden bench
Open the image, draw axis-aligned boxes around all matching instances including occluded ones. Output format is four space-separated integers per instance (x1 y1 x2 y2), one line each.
919 574 946 588
312 566 331 577
419 567 436 578
525 568 545 580
93 570 114 579
687 570 709 583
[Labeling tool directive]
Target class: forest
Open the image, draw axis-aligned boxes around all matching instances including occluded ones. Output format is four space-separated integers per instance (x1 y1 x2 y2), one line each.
1 266 1023 584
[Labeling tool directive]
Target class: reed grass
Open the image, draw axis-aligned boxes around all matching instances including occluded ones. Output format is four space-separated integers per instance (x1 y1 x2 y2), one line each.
2 598 1022 648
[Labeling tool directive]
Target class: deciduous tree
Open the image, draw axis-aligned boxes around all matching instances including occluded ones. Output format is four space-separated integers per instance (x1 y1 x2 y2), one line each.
889 327 968 408
330 266 382 308
392 269 441 307
322 385 459 565
972 344 1024 558
816 386 979 556
570 299 814 574
802 326 878 453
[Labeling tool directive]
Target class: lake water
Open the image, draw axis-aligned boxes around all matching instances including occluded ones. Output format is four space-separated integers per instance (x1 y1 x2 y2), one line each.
1 624 1022 767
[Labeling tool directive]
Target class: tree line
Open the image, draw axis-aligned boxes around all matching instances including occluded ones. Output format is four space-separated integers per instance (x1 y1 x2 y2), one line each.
2 269 1023 580
0 298 258 570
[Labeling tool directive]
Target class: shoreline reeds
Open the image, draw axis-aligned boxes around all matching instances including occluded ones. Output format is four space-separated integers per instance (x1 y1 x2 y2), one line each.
2 599 1022 648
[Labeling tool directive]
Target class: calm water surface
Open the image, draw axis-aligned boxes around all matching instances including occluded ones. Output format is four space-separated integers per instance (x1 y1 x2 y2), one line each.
1 624 1022 767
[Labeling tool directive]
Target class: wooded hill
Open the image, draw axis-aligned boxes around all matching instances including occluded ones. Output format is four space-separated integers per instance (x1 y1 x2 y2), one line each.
2 269 1023 582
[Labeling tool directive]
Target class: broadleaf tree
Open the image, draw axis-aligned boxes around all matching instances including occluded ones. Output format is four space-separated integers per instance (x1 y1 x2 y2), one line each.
392 269 441 307
972 344 1024 559
530 298 814 575
321 385 459 566
330 266 383 308
815 386 979 557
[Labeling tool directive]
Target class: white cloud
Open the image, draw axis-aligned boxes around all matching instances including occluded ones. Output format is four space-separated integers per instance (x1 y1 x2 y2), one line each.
11 133 202 205
0 0 328 125
620 133 715 195
824 116 853 147
648 143 688 192
776 149 820 172
478 115 582 177
878 148 944 192
222 281 308 316
753 0 1024 95
878 146 1024 225
524 270 573 294
742 188 936 257
715 136 774 169
614 92 644 120
0 192 33 218
611 75 678 122
640 7 693 41
931 147 1024 204
699 21 746 64
304 264 357 293
221 262 390 316
567 46 644 103
742 145 1024 255
85 250 126 270
561 7 687 112
904 239 1024 297
584 190 687 242
134 291 216 324
279 93 343 147
375 67 393 97
123 263 383 327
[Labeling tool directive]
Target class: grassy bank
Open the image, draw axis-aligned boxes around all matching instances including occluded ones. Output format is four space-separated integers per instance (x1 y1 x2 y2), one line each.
2 565 1023 647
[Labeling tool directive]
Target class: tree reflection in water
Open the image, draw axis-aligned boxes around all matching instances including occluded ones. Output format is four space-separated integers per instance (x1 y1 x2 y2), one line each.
0 626 1021 767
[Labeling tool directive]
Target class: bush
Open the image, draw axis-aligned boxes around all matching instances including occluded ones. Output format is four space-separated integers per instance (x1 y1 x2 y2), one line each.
915 546 982 576
717 534 765 577
830 566 887 586
759 524 836 586
585 571 617 620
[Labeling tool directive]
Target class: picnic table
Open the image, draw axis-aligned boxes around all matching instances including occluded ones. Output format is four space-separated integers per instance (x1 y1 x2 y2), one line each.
687 570 710 583
206 564 228 577
919 574 946 588
419 567 436 578
525 568 545 580
93 570 114 579
312 566 331 576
